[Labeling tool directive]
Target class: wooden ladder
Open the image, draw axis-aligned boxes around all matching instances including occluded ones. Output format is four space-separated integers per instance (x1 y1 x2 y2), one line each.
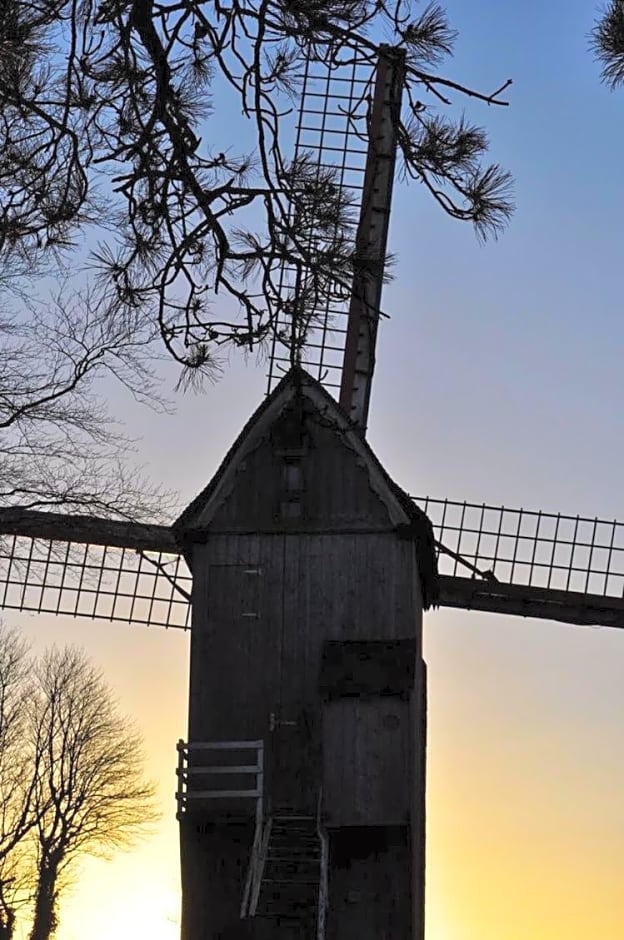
246 814 323 926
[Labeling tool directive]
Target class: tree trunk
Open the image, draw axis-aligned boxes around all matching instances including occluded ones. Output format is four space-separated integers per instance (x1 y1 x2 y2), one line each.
0 910 15 940
0 880 17 940
28 865 59 940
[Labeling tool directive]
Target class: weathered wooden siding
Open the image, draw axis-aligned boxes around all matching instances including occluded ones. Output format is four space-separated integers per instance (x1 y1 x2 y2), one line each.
186 531 423 816
281 532 422 694
322 698 411 825
208 415 396 531
179 379 430 939
188 536 283 743
181 815 311 940
180 820 254 940
326 827 413 940
189 534 421 717
411 660 427 940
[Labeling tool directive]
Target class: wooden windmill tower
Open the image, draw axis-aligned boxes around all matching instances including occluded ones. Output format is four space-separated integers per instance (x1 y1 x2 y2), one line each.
0 44 623 940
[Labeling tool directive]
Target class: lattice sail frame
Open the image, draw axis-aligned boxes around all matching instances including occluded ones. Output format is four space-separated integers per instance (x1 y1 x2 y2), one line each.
2 499 624 629
420 498 624 597
266 50 374 393
0 534 191 629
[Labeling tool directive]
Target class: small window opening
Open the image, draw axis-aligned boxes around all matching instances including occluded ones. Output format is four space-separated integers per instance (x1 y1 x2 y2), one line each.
283 458 303 493
241 568 262 617
281 456 303 520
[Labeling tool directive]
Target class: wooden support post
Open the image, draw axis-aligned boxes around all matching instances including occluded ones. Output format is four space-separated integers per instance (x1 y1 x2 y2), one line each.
339 46 406 432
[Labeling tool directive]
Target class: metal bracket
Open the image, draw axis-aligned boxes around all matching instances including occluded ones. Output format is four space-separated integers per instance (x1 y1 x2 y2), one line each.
269 712 298 732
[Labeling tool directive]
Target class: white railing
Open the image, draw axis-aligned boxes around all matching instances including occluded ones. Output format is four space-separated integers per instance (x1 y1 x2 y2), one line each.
243 816 273 918
176 739 264 822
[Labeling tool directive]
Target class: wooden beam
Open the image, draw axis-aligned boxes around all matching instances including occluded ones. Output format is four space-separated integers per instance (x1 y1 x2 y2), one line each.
339 47 405 431
0 508 178 554
438 575 624 630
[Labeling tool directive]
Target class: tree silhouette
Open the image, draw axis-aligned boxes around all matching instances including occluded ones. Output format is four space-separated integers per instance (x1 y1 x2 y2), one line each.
0 630 156 940
0 628 38 939
0 280 174 517
27 647 157 940
0 1 514 386
592 2 624 88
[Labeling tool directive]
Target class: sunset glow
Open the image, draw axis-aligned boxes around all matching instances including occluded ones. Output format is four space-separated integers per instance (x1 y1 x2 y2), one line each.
7 0 624 938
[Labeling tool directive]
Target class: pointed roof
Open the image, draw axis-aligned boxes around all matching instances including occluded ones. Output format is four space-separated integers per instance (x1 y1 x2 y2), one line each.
174 369 438 608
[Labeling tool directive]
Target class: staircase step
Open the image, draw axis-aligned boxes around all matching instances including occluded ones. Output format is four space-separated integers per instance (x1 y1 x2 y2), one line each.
272 815 316 820
261 881 316 889
269 834 316 838
258 908 317 917
266 856 320 864
271 820 316 826
270 835 318 841
257 894 318 907
246 813 323 924
259 900 317 907
262 879 319 886
271 846 317 852
267 846 320 854
270 836 317 843
269 836 319 842
266 860 320 868
260 887 319 898
270 835 319 844
256 910 316 921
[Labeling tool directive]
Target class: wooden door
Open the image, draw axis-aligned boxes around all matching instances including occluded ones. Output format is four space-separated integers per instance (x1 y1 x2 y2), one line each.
189 539 284 744
268 703 319 814
265 535 326 815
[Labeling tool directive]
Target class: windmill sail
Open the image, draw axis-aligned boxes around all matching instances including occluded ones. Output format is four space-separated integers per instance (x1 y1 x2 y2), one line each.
266 48 374 394
0 500 623 630
267 44 405 432
421 497 624 629
0 508 191 629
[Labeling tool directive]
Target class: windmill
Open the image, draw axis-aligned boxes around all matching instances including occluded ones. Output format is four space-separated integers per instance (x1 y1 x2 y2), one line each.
0 44 623 940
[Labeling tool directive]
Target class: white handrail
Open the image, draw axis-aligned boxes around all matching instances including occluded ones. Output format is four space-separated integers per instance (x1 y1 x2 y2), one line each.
241 812 268 917
176 739 264 819
248 817 272 917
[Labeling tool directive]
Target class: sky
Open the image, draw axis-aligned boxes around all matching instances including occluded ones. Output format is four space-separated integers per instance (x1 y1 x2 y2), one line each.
8 1 624 938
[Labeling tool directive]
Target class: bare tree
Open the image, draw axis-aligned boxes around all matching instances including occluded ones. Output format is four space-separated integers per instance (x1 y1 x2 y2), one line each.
0 630 156 940
592 2 624 88
0 277 175 518
26 646 157 940
0 0 514 386
0 628 37 939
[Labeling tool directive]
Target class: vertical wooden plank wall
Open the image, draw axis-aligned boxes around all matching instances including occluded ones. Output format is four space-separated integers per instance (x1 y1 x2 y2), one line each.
176 382 433 940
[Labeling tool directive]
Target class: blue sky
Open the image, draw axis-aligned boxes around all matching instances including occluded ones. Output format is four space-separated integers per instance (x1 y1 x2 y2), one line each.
374 0 624 518
15 3 624 937
117 0 624 519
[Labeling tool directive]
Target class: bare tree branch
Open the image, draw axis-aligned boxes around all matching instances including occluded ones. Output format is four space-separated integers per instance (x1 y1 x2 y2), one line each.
0 278 178 520
0 628 38 940
0 629 158 939
27 646 157 940
0 0 514 385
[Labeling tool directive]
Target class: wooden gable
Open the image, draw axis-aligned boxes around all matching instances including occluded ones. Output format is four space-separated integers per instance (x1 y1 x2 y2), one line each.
175 369 438 608
177 371 408 532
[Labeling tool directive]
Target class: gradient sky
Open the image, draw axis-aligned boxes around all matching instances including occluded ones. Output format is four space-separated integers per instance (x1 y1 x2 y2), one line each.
10 1 624 937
